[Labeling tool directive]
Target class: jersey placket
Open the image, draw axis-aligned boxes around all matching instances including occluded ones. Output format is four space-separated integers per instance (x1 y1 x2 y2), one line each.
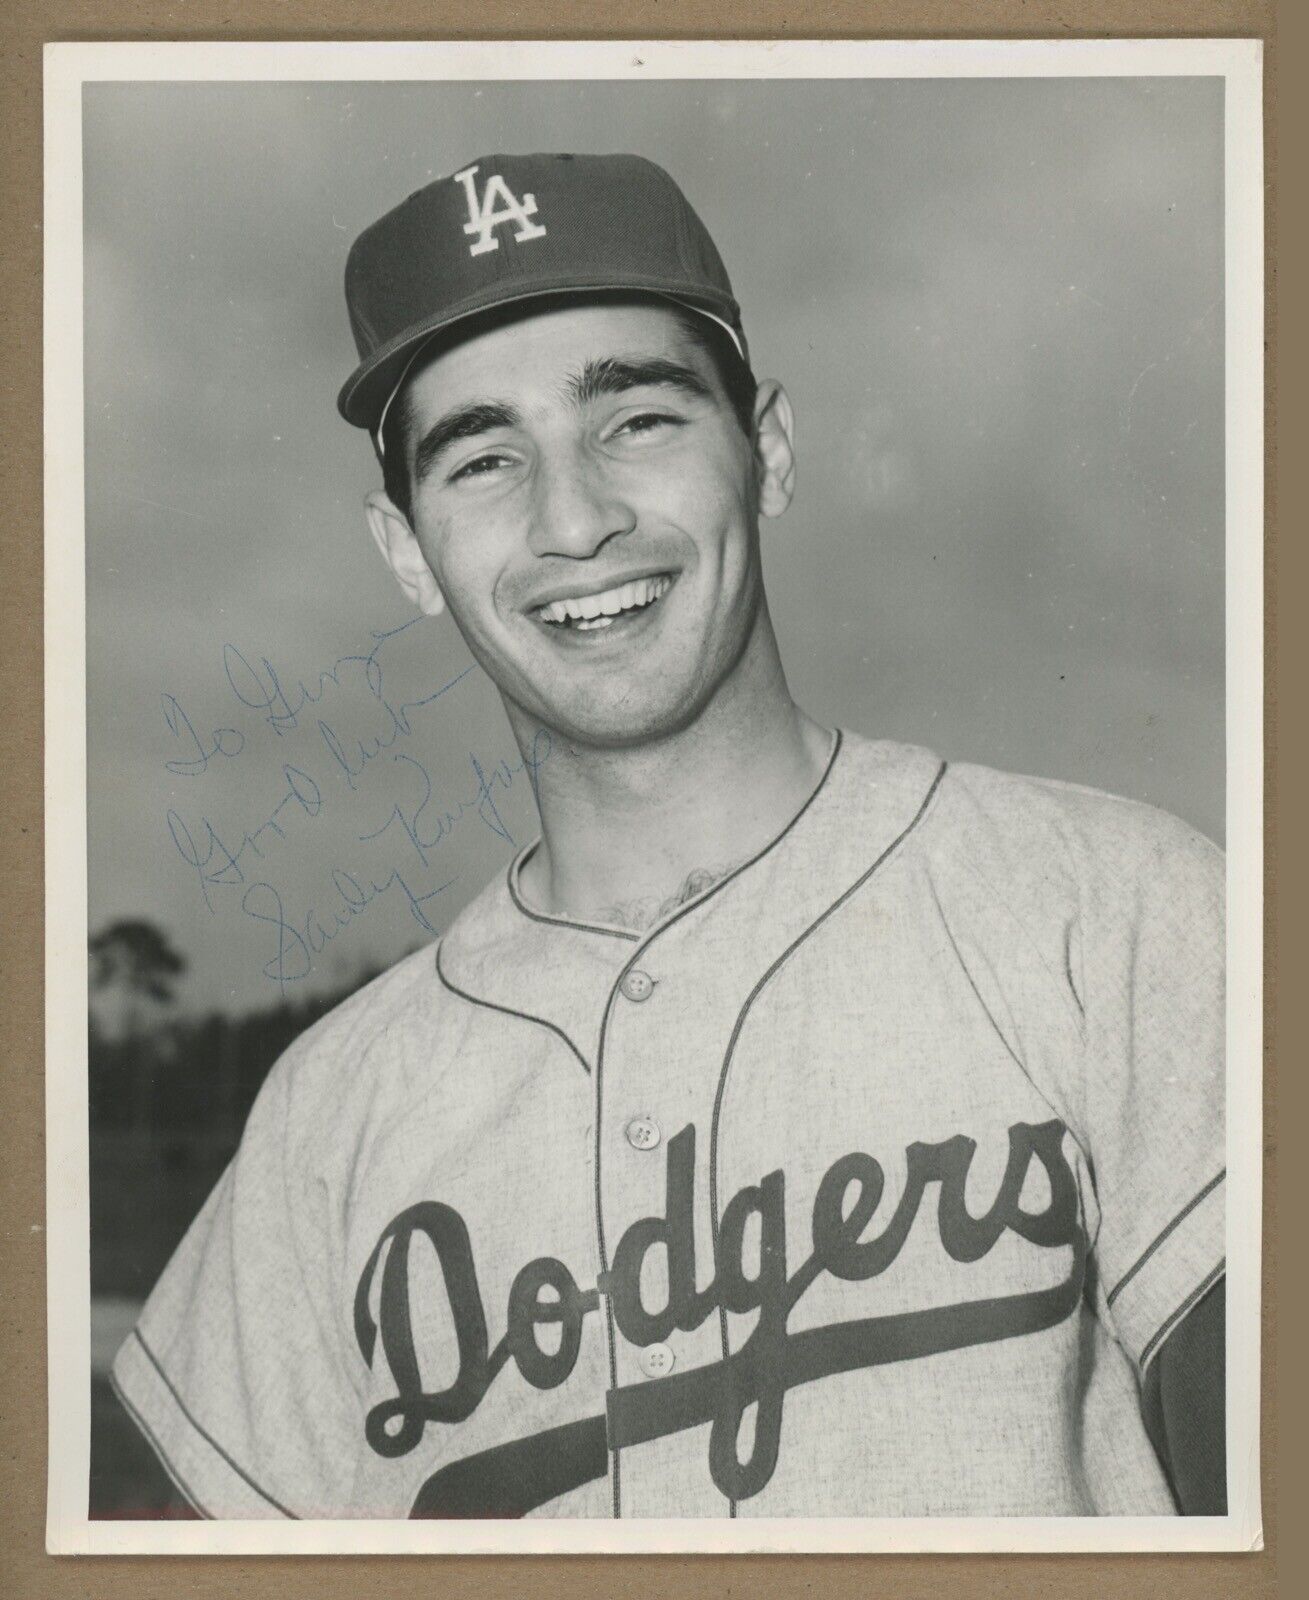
592 944 729 1517
588 740 950 1518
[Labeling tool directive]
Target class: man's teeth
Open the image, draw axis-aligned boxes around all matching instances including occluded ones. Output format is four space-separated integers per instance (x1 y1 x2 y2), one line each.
539 575 671 628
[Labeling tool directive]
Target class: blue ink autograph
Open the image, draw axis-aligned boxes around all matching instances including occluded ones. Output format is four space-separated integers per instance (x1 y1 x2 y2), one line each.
357 732 554 864
220 617 468 739
241 869 458 993
166 765 325 911
316 663 476 792
161 693 246 776
160 616 544 990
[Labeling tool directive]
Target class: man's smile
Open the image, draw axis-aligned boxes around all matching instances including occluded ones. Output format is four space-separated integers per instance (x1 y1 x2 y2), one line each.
530 572 676 636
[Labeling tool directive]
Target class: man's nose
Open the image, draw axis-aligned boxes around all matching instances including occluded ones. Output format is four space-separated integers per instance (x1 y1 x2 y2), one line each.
527 448 637 560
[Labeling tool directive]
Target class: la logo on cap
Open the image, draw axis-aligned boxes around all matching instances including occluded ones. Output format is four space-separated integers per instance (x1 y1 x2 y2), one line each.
453 164 548 258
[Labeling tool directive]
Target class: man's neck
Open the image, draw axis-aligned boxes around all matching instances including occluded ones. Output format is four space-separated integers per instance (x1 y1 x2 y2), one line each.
510 639 832 929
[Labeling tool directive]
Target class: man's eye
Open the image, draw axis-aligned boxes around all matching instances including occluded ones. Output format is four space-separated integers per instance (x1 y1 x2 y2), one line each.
614 411 681 439
449 452 510 483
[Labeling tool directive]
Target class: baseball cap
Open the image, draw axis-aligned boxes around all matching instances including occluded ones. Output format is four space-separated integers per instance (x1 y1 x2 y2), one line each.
338 152 747 443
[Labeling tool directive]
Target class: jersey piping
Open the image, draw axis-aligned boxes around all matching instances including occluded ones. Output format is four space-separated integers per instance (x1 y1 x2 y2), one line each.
109 1370 213 1519
1140 1259 1227 1371
588 728 845 1516
507 846 642 942
511 728 844 947
434 939 594 1075
1107 1170 1227 1308
706 758 948 1515
130 1328 297 1518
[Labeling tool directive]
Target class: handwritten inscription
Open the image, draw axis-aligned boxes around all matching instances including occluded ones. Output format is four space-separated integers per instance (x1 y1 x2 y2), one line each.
161 693 246 776
159 618 550 990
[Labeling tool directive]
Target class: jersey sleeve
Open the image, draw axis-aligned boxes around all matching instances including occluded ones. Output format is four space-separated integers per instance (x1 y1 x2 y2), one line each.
110 1045 358 1519
1074 806 1227 1375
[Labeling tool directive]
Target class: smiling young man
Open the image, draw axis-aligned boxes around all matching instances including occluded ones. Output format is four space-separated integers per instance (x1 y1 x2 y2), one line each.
364 290 830 937
112 153 1227 1522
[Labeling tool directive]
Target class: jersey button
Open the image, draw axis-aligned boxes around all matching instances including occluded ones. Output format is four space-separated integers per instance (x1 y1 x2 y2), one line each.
638 1342 675 1378
619 969 655 1003
625 1116 661 1151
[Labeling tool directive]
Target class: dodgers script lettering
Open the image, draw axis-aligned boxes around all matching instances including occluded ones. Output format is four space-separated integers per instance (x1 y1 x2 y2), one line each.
352 1119 1086 1516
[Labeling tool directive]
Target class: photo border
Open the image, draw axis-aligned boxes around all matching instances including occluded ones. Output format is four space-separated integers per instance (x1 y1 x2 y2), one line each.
36 30 1268 1566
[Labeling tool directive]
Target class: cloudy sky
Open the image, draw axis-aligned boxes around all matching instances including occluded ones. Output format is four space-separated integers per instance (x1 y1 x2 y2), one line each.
82 74 1225 1015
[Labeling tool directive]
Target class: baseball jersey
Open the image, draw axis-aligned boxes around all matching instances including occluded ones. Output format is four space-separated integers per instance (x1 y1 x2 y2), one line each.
111 731 1226 1520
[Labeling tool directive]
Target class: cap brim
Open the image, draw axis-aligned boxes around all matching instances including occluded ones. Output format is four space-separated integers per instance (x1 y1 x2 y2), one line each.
337 275 744 434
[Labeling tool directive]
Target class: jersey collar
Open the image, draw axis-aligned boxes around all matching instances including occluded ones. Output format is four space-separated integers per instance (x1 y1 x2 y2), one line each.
436 732 946 1073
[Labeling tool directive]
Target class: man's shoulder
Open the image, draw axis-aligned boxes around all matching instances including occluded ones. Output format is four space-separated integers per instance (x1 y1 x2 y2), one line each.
262 866 517 1106
913 747 1224 931
837 729 1221 907
937 753 1221 873
273 942 440 1090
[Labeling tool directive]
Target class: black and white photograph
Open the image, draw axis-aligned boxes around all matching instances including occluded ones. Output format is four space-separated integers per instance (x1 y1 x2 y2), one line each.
43 39 1263 1553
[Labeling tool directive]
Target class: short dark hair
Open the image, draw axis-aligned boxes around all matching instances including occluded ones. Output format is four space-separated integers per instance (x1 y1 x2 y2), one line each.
379 295 758 523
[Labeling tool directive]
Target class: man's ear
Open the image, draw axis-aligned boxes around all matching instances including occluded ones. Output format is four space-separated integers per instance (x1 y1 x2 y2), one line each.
752 380 797 519
364 491 446 617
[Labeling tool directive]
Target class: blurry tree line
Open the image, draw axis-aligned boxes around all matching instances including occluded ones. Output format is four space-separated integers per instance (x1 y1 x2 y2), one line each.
88 919 385 1296
89 918 384 1140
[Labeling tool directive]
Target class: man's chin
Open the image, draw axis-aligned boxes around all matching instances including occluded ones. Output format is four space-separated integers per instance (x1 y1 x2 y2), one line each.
512 687 712 755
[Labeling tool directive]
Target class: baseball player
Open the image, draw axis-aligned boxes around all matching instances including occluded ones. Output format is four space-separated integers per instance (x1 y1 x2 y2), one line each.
112 153 1226 1521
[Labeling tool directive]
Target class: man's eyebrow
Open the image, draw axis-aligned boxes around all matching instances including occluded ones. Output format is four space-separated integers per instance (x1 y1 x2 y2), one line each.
569 356 713 407
410 360 710 482
412 401 522 482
